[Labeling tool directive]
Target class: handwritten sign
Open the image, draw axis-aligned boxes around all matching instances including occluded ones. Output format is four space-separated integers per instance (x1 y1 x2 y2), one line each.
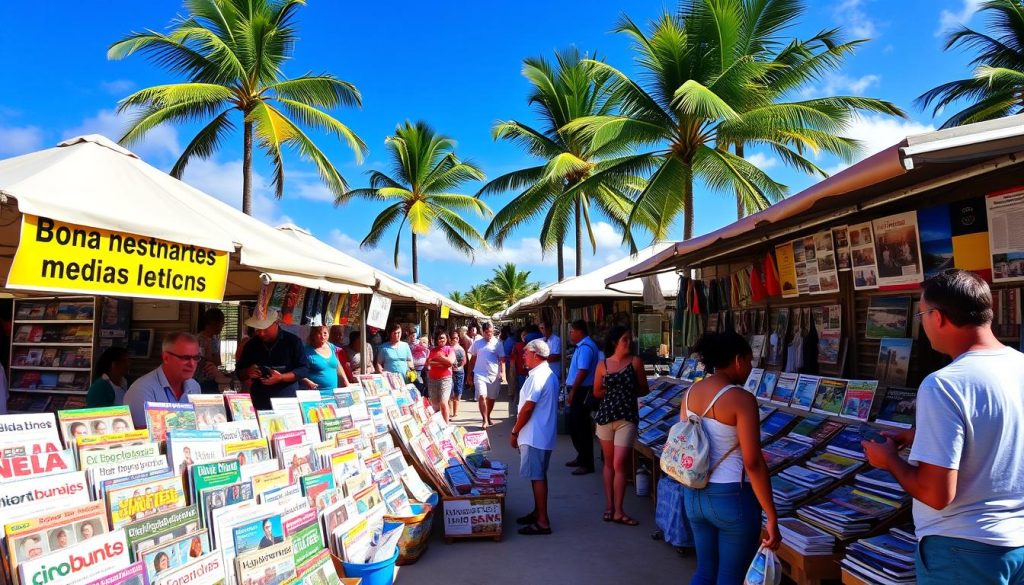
443 497 502 536
366 292 392 329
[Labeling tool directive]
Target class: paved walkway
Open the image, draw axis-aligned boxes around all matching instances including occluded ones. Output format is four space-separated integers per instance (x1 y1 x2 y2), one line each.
399 391 696 585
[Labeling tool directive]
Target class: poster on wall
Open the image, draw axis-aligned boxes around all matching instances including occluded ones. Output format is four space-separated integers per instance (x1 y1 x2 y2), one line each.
792 239 809 295
802 236 820 294
986 187 1024 283
813 230 840 294
832 226 852 271
849 221 879 290
872 211 924 287
775 242 799 298
637 314 663 357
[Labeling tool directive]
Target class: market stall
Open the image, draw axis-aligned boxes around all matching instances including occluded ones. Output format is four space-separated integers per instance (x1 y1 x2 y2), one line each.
612 114 1024 585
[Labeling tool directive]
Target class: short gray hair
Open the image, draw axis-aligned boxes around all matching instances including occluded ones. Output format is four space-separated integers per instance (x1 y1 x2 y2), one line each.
524 339 550 358
163 332 198 351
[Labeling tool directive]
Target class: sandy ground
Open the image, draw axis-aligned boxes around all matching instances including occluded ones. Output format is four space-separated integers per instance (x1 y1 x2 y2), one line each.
397 388 696 585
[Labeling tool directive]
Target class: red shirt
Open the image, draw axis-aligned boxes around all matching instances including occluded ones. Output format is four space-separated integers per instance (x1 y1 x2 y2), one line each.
511 341 527 373
427 345 453 380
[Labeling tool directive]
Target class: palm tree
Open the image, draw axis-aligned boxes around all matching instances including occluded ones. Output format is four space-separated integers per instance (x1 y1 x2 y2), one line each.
349 121 491 283
918 0 1024 128
483 263 542 310
108 0 366 215
568 0 903 240
457 285 498 316
725 0 905 218
478 49 655 280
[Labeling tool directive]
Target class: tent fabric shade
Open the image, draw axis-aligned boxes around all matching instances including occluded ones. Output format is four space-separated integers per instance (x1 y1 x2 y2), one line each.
259 271 373 295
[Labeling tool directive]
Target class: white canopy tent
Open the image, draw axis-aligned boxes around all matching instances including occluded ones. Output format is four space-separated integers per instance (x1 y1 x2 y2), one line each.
0 136 376 298
493 243 680 319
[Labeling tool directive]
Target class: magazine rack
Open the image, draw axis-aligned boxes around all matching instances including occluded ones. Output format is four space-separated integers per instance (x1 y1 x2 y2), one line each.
840 568 874 585
763 536 841 585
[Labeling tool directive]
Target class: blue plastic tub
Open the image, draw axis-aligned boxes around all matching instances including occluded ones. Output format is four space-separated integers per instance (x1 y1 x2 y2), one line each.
340 521 402 585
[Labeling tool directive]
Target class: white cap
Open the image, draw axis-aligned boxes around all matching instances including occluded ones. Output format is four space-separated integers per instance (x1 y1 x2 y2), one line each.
245 308 279 330
525 339 550 358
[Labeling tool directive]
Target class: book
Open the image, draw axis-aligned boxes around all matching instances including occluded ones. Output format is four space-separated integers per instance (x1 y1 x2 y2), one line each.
144 403 198 443
791 375 820 410
875 338 912 388
811 377 847 415
840 380 878 421
825 426 868 460
57 406 134 448
18 528 129 585
805 451 863 478
743 368 764 394
760 411 797 442
755 370 779 400
875 386 917 428
769 373 798 405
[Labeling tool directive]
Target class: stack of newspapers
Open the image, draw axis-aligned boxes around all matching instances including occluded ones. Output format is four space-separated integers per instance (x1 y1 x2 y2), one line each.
0 371 490 585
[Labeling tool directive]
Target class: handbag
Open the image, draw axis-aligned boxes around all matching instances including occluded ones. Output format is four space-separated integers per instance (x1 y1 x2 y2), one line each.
660 385 740 488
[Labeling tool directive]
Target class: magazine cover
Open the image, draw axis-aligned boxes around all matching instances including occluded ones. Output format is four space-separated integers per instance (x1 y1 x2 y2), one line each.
742 368 764 394
200 481 255 530
139 530 208 582
167 430 225 475
56 406 133 448
234 540 296 585
297 549 340 585
252 469 292 500
231 514 284 557
849 221 880 290
77 561 148 585
223 438 271 466
153 551 223 585
224 393 257 421
872 211 924 287
4 501 108 585
88 455 170 500
79 437 160 470
107 476 187 529
840 380 879 421
811 378 847 415
875 338 912 388
17 528 128 585
189 459 242 502
791 375 821 411
187 395 228 429
213 419 261 442
875 387 918 428
0 413 61 446
284 509 323 568
769 372 798 405
866 297 911 339
144 403 198 443
125 505 202 560
0 471 90 532
0 448 76 481
755 370 779 400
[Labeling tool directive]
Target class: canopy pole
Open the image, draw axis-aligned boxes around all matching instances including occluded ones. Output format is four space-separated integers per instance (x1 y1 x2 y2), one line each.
360 294 368 375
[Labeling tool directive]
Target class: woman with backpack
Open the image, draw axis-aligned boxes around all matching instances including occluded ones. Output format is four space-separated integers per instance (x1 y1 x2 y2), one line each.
681 331 780 585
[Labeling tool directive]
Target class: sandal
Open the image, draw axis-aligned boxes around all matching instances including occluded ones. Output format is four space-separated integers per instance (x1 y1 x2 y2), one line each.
613 515 640 526
518 522 552 535
603 510 613 522
515 512 537 525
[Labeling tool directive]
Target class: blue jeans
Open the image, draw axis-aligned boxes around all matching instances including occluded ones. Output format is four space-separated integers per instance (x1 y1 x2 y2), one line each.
683 482 762 585
451 371 465 399
917 535 1024 584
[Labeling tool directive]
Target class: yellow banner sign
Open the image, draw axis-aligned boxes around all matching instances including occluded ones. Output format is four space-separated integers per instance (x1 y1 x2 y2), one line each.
440 305 450 319
7 215 229 302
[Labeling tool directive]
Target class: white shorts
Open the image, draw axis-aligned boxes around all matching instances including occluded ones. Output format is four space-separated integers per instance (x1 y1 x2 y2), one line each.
474 377 501 400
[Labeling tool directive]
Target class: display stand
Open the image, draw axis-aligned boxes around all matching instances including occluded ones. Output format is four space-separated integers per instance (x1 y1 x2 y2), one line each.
440 494 505 543
840 568 873 585
763 535 841 585
8 295 96 412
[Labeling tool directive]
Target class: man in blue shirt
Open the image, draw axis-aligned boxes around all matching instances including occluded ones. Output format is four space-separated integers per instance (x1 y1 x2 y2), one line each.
566 320 599 475
124 332 202 427
237 309 309 410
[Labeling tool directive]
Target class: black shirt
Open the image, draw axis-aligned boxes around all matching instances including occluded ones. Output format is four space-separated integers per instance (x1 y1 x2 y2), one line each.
236 328 309 410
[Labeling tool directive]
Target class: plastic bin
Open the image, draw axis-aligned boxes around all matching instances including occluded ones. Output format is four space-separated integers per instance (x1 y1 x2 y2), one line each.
384 502 435 565
340 546 399 585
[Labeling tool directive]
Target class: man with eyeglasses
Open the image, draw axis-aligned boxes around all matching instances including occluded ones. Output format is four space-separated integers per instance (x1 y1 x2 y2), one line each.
862 269 1024 584
124 332 202 427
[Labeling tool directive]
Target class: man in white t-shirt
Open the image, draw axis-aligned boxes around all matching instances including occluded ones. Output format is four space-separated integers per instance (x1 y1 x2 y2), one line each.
863 269 1024 584
468 322 505 428
510 339 559 535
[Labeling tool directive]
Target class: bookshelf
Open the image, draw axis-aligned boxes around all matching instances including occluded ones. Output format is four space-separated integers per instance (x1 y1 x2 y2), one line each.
8 295 97 412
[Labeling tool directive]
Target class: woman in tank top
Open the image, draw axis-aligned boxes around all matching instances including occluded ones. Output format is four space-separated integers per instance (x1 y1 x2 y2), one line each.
681 331 780 585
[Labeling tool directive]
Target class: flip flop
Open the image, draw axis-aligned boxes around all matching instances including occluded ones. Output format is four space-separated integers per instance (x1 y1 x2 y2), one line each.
613 515 640 526
518 523 552 535
515 512 537 525
602 511 613 522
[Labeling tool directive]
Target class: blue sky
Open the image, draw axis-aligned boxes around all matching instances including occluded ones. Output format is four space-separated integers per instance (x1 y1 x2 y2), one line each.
0 0 989 295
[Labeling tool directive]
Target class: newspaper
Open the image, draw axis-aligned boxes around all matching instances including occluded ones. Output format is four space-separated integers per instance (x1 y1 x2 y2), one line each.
233 541 295 585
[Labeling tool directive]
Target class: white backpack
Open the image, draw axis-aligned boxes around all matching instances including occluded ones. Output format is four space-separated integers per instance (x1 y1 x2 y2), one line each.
660 384 740 488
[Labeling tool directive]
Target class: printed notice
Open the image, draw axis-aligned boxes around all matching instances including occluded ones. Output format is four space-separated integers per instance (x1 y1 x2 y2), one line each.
986 187 1024 282
7 214 229 302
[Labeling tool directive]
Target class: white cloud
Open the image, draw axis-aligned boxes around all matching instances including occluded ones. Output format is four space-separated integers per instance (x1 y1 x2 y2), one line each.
63 108 180 159
290 180 336 203
180 157 294 227
745 152 779 170
328 228 410 277
826 114 935 174
0 124 44 155
938 0 983 35
834 0 878 38
100 79 136 95
803 73 881 98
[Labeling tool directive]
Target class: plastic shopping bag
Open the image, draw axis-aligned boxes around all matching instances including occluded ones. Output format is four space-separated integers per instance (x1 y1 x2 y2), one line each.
743 545 781 585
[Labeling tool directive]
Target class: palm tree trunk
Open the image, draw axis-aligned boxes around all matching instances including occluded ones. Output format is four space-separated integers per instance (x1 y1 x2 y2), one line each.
242 119 254 216
574 196 583 277
411 231 419 283
556 239 565 282
734 142 745 220
683 164 694 241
